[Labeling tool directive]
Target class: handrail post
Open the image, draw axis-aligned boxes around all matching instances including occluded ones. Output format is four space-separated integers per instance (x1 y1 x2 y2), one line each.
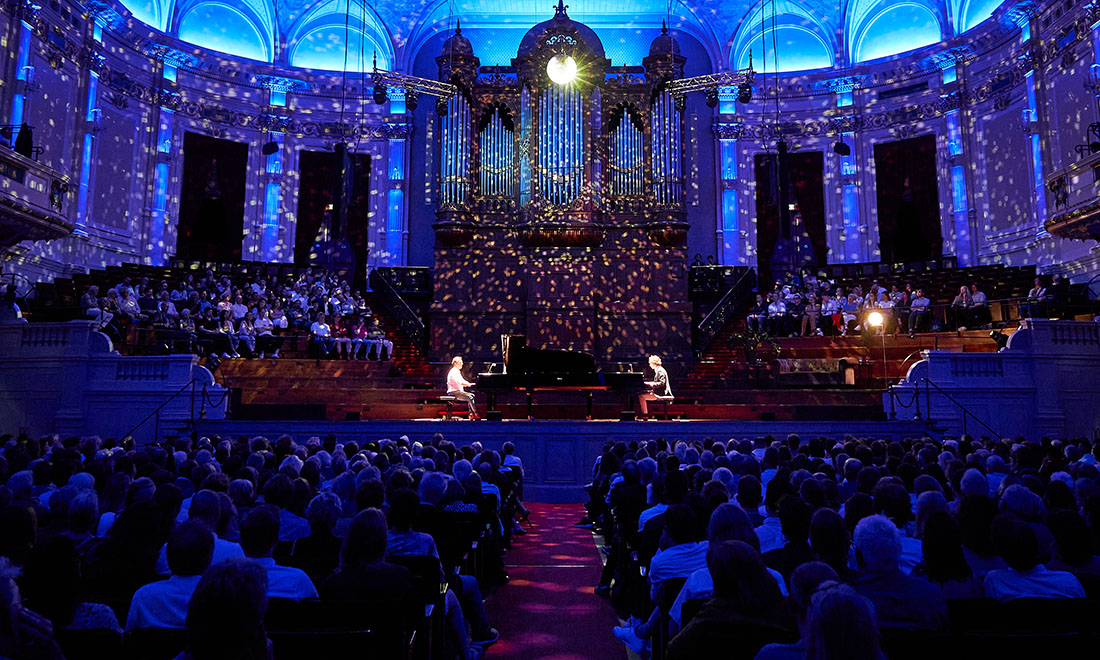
924 377 930 428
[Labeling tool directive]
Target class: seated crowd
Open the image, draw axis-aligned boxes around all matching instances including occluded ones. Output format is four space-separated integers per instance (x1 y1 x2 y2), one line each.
745 271 997 338
78 269 393 361
0 431 532 660
743 270 1083 339
586 433 1100 658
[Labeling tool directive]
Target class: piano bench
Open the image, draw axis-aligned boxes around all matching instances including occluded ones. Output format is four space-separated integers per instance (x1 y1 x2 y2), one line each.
437 395 469 421
651 397 676 420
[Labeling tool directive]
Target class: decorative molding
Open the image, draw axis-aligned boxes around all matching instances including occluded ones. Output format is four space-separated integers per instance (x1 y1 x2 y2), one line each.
254 75 309 93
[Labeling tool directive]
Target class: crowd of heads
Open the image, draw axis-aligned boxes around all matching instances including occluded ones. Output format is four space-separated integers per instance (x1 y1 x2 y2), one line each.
0 430 519 658
595 432 1100 658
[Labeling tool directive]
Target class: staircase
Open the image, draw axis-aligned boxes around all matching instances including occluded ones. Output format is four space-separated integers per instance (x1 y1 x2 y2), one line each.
365 292 435 380
682 320 748 389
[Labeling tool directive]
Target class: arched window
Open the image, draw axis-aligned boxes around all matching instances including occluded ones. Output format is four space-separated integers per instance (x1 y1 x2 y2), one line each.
852 2 941 63
290 26 390 71
177 3 272 62
734 23 833 72
119 0 167 31
284 0 393 71
958 0 1003 32
731 1 835 72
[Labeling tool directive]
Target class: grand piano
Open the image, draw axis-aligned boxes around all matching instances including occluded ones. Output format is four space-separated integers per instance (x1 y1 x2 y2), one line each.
476 335 648 420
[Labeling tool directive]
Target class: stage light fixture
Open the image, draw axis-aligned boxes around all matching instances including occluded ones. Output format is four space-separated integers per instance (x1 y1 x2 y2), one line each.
546 53 578 85
867 311 884 328
261 140 279 156
704 86 719 108
833 141 851 156
406 92 419 111
372 83 388 105
1091 141 1100 154
737 82 752 104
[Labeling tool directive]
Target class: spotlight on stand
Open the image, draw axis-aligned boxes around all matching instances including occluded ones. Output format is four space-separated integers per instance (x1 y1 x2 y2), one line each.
372 83 388 105
704 86 719 108
833 140 851 156
406 92 419 111
737 82 752 104
261 140 279 156
989 329 1010 351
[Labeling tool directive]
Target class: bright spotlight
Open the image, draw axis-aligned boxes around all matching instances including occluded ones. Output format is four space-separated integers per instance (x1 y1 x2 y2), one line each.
867 311 884 327
546 54 578 85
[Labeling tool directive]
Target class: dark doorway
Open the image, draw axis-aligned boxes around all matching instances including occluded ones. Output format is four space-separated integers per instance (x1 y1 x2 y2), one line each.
874 134 942 263
754 149 828 288
295 149 371 289
176 132 248 262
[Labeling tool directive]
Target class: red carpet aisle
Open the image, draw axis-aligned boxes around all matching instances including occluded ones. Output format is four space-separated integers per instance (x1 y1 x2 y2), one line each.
483 503 623 659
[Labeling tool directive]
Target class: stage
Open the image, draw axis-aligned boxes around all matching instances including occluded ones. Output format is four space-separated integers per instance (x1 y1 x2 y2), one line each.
195 418 928 501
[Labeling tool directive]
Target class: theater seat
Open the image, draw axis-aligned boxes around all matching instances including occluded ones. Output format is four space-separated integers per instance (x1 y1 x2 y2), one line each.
124 627 187 660
54 628 123 660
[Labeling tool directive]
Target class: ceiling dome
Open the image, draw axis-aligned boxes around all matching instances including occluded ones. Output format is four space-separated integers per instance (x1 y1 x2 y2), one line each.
516 1 605 59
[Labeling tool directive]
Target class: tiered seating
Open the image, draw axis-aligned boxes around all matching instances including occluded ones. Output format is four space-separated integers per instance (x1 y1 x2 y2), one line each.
828 263 1038 324
26 260 436 382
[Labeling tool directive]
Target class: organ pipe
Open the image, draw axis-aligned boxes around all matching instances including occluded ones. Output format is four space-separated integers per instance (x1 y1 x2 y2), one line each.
651 90 682 206
536 85 584 205
609 112 644 197
441 93 471 204
479 108 515 197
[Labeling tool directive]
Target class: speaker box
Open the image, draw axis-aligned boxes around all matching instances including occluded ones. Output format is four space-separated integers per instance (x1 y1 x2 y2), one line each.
345 412 361 421
486 410 503 422
619 411 636 421
759 412 777 421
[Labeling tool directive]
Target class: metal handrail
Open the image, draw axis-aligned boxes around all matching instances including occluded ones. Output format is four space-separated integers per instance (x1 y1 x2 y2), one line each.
369 268 428 353
696 267 756 355
918 376 1002 439
121 378 202 444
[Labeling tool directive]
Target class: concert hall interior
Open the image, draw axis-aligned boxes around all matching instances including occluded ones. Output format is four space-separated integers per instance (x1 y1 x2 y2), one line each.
3 0 1100 658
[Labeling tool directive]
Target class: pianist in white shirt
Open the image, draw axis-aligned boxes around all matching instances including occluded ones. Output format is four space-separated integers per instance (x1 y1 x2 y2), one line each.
446 356 478 416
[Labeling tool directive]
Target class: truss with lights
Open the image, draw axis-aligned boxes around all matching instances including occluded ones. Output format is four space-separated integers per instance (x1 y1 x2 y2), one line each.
664 67 755 98
371 59 458 109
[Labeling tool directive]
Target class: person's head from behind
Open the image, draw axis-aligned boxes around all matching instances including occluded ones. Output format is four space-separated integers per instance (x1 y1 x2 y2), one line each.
853 514 901 573
341 508 387 569
707 540 782 613
67 490 98 536
189 489 222 531
386 487 420 532
809 508 849 568
992 513 1040 573
736 475 762 510
920 510 971 583
789 561 839 631
186 559 269 660
707 503 758 549
304 492 341 535
664 504 698 547
805 583 882 660
239 505 280 559
778 495 813 544
168 520 215 577
418 472 447 506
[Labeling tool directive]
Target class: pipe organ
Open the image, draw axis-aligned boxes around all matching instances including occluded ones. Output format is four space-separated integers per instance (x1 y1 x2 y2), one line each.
431 3 693 363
